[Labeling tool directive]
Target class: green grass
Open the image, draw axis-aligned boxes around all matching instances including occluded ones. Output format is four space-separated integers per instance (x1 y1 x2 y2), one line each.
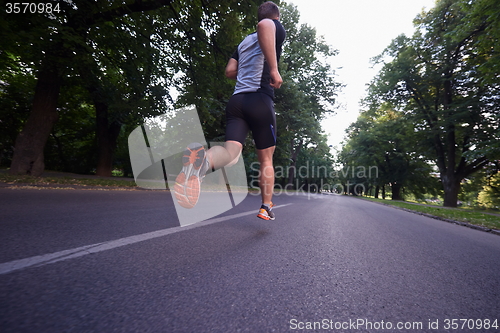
0 173 137 188
361 197 500 231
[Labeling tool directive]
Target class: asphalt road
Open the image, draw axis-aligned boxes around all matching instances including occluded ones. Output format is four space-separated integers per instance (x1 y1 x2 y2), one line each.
1 186 499 332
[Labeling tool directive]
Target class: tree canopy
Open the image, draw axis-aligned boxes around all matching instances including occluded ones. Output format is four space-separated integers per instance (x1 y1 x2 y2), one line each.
1 1 340 183
343 0 500 207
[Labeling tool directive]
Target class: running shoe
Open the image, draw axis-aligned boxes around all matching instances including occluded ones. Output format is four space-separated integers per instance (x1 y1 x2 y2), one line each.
257 202 275 220
174 143 209 209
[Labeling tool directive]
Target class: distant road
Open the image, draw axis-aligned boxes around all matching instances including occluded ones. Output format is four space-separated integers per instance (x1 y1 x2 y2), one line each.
1 187 499 332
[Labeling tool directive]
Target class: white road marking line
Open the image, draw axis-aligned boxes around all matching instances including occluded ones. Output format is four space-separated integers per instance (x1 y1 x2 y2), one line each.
0 204 292 275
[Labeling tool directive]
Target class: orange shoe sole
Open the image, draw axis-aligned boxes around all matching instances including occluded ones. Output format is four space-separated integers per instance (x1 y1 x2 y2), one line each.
173 143 206 209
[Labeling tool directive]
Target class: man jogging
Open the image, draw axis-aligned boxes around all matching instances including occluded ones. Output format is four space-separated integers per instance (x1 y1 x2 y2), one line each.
174 1 286 220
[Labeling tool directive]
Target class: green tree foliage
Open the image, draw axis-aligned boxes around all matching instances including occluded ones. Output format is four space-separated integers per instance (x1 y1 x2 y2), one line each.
81 10 180 176
0 65 35 166
2 0 179 176
455 0 500 84
166 0 262 141
340 106 438 200
175 1 341 189
478 171 500 209
367 0 499 207
1 0 339 181
287 133 335 193
43 85 96 174
273 3 341 189
0 0 262 176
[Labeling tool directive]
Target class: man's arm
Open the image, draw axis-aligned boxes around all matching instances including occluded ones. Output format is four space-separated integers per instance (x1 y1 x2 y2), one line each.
225 58 238 80
257 18 282 89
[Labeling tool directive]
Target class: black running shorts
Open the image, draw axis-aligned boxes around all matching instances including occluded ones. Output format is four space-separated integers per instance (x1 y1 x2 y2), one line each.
225 92 277 150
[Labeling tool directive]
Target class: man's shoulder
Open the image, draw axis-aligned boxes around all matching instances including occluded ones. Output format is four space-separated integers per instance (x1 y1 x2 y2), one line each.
273 20 286 36
238 32 258 50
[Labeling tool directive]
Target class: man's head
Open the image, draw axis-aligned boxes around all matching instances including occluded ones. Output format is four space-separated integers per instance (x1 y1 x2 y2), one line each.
258 1 280 21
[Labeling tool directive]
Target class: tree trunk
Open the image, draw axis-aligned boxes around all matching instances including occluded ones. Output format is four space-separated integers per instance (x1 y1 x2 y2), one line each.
9 64 61 176
441 76 460 207
95 102 122 177
374 185 380 199
391 182 403 200
442 174 460 207
287 137 303 187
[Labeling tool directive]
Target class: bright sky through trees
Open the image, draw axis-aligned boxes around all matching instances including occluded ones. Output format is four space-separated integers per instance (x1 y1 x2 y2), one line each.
289 0 436 149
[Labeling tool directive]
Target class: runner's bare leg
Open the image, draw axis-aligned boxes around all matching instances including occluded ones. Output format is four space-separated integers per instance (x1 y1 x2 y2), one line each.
257 146 275 204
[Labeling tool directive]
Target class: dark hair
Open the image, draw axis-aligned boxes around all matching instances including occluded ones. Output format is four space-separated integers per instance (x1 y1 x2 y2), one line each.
258 1 280 21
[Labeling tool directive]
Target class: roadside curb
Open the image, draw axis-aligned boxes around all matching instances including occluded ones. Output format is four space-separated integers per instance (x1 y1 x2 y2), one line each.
359 197 500 237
